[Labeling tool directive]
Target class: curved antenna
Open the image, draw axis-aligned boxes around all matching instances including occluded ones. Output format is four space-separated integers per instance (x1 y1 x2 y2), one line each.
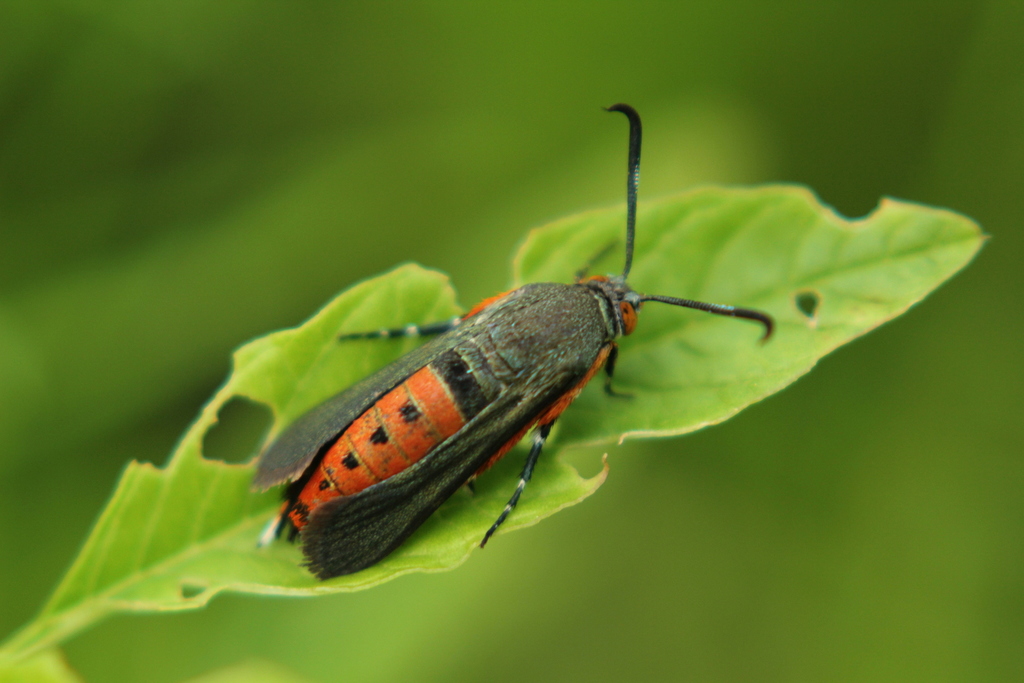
640 294 774 341
605 103 642 280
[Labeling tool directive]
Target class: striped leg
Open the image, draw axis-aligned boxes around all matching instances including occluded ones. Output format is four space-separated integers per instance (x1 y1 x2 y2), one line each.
574 241 618 281
256 502 289 547
602 343 632 398
480 421 553 548
338 315 462 341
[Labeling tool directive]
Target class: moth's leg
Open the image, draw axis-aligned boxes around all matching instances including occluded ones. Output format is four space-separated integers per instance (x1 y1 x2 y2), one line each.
603 343 632 398
574 241 618 282
256 503 289 547
338 315 462 341
480 421 553 547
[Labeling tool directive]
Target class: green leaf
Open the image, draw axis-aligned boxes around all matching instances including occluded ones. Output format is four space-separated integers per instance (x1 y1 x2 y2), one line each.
0 186 981 663
514 186 983 445
0 649 83 683
0 263 606 663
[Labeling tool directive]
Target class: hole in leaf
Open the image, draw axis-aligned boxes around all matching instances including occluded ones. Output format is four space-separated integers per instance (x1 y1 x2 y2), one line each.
180 583 206 599
794 290 820 321
202 397 273 463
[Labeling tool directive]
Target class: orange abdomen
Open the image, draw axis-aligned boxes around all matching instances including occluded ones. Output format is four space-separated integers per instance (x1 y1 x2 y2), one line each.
288 363 475 529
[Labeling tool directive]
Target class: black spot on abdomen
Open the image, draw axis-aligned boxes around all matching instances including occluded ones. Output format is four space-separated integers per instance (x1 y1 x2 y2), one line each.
399 403 421 422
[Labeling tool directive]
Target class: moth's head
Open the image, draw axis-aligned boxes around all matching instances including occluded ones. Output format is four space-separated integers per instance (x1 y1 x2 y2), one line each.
581 274 642 338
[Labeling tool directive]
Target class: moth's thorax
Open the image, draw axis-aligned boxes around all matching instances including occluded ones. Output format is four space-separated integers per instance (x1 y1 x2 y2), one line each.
479 283 609 376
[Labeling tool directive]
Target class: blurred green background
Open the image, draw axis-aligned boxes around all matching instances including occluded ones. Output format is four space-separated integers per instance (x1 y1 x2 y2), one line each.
0 2 1019 681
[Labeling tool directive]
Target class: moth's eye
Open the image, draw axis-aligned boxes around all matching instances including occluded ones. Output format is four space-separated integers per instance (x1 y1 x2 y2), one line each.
619 301 638 335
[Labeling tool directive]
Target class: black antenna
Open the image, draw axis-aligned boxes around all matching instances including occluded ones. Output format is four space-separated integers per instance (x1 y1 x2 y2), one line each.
605 103 642 280
640 294 774 341
606 104 774 342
